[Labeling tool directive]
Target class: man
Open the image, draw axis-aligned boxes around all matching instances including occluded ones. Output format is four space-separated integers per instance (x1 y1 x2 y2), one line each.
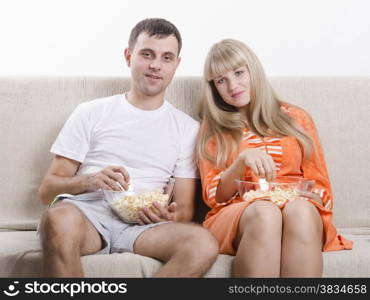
38 18 218 277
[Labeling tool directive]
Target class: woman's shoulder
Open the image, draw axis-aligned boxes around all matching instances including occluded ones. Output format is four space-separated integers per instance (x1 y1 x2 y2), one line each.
280 102 314 127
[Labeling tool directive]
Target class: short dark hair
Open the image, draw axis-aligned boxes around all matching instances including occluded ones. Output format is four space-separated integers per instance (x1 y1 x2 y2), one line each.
128 18 182 55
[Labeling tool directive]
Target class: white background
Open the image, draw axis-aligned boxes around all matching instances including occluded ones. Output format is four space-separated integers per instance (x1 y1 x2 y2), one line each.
0 0 369 76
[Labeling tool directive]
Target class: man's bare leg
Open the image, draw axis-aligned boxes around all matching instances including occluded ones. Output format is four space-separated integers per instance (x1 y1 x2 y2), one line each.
134 222 219 277
39 202 103 277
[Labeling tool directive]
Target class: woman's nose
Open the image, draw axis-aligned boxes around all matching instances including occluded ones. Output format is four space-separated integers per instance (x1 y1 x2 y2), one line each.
228 78 237 92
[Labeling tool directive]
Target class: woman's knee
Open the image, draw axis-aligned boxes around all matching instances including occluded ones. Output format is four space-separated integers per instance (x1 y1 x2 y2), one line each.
240 201 282 233
283 199 323 240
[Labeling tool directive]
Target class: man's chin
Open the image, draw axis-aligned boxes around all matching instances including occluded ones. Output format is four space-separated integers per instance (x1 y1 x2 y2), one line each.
141 86 165 97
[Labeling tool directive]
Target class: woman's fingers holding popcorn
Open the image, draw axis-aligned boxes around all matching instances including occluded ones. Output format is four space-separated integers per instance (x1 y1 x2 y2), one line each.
240 149 276 181
261 157 276 182
267 156 277 181
255 160 266 178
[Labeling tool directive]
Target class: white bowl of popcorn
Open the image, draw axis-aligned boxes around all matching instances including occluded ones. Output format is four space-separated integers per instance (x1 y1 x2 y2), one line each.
103 188 171 224
236 177 315 208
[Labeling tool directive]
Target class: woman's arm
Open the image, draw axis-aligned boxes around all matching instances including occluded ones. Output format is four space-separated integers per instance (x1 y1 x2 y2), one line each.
215 149 277 203
289 107 333 209
199 146 277 206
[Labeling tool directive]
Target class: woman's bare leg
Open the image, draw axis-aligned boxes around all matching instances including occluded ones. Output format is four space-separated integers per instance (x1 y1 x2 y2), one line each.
233 201 282 277
281 199 323 277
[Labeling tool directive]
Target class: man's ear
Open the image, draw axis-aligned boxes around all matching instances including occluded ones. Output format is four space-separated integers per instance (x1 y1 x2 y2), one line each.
124 48 131 67
176 56 181 68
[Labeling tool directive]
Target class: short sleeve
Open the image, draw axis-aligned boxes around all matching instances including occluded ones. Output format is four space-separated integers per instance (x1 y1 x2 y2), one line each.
50 103 92 162
173 120 200 179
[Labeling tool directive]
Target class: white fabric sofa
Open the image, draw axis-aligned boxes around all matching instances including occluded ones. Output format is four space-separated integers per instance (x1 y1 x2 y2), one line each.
1 76 369 277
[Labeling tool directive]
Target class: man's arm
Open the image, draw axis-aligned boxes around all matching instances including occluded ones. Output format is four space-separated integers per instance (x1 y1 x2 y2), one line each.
38 155 86 205
38 155 130 205
171 177 196 222
138 177 197 224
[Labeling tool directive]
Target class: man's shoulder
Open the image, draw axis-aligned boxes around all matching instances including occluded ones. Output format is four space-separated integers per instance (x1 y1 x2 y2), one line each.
165 102 199 128
79 94 122 111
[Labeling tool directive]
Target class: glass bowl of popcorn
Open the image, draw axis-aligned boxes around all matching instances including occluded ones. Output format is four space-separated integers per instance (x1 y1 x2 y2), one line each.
235 177 315 208
103 183 174 224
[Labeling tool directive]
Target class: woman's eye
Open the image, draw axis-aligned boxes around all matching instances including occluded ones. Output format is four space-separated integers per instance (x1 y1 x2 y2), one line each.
235 70 244 76
216 78 224 84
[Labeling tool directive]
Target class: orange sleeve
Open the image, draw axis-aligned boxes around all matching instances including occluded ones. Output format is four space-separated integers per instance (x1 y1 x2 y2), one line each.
289 107 333 210
285 105 353 251
198 139 225 209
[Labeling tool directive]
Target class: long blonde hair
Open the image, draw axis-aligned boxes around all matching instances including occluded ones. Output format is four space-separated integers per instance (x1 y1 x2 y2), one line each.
197 39 313 168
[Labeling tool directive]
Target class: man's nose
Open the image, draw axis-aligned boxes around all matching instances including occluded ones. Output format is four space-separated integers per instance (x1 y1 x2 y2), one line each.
149 58 161 70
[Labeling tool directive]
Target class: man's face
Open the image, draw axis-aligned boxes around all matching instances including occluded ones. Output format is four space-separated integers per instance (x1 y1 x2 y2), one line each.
125 32 181 97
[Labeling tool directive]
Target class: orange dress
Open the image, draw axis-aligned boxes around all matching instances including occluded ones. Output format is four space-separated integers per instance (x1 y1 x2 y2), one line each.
199 104 353 255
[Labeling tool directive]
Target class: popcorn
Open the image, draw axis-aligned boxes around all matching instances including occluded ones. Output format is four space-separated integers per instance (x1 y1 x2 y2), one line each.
242 187 299 208
110 189 169 223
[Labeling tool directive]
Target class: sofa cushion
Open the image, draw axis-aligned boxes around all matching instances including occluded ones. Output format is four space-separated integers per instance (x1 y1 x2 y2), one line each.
0 230 232 277
1 229 369 277
322 227 370 277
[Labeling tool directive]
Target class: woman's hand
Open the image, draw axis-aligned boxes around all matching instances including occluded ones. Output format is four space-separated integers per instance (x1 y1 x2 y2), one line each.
238 148 277 181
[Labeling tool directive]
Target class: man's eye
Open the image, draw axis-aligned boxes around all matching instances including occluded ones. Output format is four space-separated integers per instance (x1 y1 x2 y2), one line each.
164 54 176 62
142 52 151 58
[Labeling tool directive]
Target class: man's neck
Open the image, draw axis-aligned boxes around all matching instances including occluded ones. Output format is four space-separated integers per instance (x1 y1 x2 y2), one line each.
126 90 165 111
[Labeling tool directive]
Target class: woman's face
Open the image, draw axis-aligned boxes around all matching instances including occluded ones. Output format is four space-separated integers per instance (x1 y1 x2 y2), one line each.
213 65 251 109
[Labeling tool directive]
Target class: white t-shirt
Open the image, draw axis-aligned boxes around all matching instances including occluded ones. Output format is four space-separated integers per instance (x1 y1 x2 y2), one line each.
51 94 200 194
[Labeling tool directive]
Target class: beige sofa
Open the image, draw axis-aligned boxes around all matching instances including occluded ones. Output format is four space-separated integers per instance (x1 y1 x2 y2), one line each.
1 76 369 277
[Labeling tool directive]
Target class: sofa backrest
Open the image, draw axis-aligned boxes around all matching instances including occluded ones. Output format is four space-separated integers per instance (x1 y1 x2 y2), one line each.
0 76 369 229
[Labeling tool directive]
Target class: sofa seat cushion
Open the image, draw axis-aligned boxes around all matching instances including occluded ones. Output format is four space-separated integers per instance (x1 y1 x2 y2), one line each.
0 231 232 277
1 229 369 277
323 228 370 277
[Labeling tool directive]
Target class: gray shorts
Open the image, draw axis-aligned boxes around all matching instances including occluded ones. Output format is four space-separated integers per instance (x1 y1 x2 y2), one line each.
44 198 169 254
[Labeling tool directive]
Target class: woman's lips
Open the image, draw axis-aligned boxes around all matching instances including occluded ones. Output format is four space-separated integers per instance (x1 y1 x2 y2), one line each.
231 91 244 98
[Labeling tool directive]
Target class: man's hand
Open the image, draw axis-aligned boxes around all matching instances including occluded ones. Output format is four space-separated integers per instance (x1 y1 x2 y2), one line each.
137 202 177 225
86 166 130 191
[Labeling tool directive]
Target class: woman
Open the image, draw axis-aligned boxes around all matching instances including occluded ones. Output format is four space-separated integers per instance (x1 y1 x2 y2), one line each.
197 39 352 277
